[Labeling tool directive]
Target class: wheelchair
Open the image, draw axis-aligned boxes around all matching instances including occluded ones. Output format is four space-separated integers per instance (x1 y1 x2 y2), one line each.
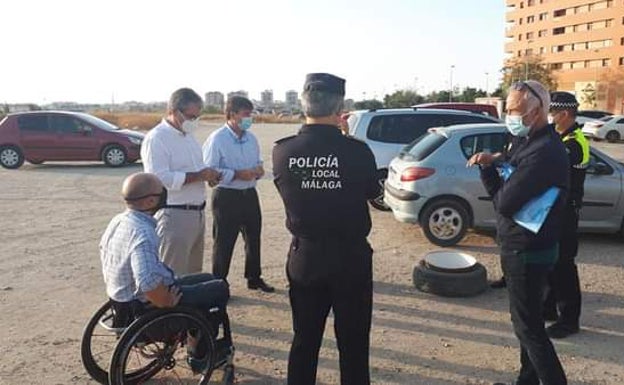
81 299 235 384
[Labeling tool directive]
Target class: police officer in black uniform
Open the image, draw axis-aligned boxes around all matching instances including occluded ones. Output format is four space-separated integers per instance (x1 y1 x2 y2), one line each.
544 91 589 339
272 73 379 385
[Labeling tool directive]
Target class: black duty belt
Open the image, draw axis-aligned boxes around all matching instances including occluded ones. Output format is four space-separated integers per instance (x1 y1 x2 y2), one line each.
217 187 256 195
163 202 206 210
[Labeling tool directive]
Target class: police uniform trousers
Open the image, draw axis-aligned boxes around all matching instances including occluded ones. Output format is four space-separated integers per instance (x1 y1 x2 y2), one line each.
544 204 582 326
211 187 262 280
286 236 373 385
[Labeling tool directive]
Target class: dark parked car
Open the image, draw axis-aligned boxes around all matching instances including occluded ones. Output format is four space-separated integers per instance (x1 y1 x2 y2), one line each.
0 111 144 169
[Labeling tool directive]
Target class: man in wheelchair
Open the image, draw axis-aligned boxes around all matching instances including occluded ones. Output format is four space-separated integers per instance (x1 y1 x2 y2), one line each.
99 172 230 373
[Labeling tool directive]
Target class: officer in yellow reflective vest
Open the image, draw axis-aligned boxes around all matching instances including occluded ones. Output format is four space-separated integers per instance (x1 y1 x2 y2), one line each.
544 91 590 339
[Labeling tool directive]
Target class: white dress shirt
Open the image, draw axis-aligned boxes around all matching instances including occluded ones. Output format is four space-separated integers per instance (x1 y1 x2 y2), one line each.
141 119 206 205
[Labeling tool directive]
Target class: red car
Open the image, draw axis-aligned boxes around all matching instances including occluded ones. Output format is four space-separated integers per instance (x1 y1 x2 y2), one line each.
0 111 144 169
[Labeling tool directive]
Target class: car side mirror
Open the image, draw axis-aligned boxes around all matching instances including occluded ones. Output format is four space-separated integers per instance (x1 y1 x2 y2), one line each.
588 162 610 175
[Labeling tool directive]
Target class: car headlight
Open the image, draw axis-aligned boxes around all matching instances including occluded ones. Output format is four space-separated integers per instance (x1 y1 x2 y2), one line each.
128 137 142 145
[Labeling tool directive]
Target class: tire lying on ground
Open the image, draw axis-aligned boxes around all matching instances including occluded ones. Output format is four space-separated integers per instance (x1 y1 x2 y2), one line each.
413 251 488 297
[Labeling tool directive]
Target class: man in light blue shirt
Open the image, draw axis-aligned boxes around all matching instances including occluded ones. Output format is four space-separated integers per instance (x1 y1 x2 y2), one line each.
203 96 274 292
100 172 229 312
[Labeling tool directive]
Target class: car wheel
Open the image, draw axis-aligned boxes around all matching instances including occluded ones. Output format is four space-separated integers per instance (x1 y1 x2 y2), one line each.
420 198 470 247
0 145 25 169
102 145 127 167
368 169 392 211
413 260 487 297
606 130 620 143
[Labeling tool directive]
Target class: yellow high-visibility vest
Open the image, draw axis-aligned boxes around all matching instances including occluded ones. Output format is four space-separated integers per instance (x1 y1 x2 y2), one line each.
563 127 589 169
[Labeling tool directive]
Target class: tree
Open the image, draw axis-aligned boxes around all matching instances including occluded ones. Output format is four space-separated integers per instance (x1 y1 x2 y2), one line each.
424 90 451 103
383 90 424 108
500 55 558 94
456 87 487 102
353 99 384 110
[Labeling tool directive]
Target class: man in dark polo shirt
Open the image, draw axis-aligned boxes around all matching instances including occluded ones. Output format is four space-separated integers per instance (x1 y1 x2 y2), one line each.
272 73 380 385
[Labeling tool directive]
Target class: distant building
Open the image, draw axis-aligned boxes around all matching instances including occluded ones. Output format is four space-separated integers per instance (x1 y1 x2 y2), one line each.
261 90 274 109
7 104 39 113
227 90 249 100
344 99 355 111
205 91 224 110
285 90 299 110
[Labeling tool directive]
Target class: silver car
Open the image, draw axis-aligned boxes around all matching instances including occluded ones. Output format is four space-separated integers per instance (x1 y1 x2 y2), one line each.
384 123 624 246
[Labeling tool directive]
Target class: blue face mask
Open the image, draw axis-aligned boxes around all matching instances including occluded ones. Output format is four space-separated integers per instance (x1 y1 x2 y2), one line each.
505 114 530 137
240 117 253 131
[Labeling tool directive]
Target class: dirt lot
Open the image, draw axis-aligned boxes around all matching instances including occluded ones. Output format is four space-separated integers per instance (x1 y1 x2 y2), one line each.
1 123 623 385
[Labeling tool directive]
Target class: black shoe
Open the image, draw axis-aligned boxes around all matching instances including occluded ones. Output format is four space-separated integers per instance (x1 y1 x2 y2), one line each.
547 322 579 339
490 277 507 289
247 278 275 293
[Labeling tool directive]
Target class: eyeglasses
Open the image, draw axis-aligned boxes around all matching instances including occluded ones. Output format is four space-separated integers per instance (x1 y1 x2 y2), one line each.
178 110 200 121
511 81 543 108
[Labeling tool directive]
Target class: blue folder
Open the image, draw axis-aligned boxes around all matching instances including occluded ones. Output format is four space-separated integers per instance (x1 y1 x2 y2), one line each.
500 163 560 234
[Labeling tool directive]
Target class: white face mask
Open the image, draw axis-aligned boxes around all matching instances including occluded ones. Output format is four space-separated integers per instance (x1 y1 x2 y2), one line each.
181 119 199 133
505 114 531 137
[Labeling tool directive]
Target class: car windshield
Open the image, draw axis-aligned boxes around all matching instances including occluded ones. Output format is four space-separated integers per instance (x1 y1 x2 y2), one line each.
78 113 121 131
400 131 447 161
347 113 359 135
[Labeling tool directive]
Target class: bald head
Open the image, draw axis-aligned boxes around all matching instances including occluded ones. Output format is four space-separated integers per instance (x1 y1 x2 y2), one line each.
122 173 164 209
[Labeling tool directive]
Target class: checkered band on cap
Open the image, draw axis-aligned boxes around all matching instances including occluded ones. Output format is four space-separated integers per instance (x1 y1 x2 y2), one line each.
550 101 579 109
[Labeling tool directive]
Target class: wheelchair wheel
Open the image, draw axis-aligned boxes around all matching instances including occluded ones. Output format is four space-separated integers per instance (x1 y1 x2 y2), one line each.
81 301 119 384
81 302 159 384
109 308 216 385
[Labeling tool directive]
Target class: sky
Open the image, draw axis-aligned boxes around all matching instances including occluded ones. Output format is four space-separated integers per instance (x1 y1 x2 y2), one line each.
0 0 507 104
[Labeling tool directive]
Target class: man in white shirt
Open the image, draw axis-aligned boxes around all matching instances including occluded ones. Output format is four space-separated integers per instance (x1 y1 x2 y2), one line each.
141 88 220 275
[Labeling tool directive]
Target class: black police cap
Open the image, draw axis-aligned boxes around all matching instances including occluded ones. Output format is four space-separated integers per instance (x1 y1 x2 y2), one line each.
550 91 579 110
303 73 345 96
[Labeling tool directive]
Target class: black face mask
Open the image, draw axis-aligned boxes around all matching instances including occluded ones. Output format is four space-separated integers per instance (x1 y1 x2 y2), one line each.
125 188 168 214
152 188 168 212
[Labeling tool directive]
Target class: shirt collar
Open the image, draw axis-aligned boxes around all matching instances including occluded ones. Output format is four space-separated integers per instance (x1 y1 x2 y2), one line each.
225 123 249 143
126 209 157 227
299 124 342 136
162 118 186 136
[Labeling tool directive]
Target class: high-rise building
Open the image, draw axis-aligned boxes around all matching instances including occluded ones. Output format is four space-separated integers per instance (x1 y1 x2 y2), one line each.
504 0 624 112
205 91 224 110
261 89 274 108
285 90 299 109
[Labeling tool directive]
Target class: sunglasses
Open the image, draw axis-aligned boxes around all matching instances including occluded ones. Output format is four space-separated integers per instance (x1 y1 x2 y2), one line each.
511 81 543 108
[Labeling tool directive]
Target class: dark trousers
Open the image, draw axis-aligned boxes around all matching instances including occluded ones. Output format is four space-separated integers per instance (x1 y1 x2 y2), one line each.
287 238 373 385
544 206 581 326
211 187 262 280
176 273 230 311
501 249 567 385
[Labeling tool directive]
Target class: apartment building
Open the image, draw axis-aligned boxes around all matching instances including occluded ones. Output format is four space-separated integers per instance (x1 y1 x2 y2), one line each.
505 0 624 112
205 91 224 110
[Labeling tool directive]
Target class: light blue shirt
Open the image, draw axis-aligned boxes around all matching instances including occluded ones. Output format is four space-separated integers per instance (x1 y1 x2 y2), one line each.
100 210 175 302
202 124 262 190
